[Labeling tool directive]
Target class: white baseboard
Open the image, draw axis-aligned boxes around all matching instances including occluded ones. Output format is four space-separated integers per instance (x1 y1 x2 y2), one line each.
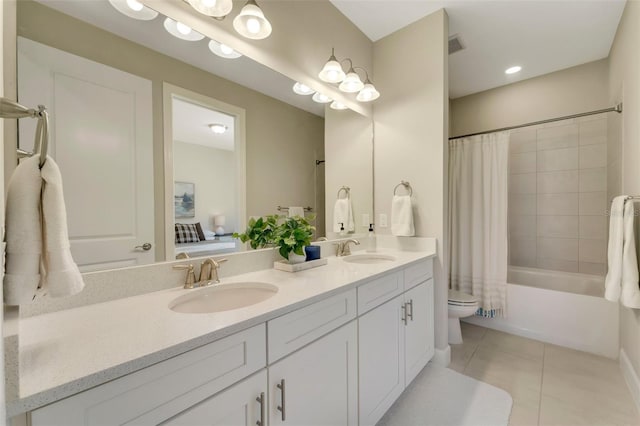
620 348 640 415
432 345 451 367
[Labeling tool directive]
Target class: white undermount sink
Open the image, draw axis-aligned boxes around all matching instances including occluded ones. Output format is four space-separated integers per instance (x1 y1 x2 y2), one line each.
342 254 397 264
169 282 278 314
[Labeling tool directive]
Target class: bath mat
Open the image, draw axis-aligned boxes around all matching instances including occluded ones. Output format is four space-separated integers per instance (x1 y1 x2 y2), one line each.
377 363 513 426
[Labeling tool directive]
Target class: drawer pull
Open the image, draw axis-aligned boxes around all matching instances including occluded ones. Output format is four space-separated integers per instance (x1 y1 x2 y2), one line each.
277 379 286 421
401 304 407 325
407 300 414 321
256 392 265 426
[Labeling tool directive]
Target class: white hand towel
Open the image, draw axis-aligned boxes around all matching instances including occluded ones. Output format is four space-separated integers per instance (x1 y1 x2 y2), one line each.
288 206 305 218
391 195 415 237
40 155 85 298
605 196 626 302
3 155 43 305
333 198 355 233
621 200 640 308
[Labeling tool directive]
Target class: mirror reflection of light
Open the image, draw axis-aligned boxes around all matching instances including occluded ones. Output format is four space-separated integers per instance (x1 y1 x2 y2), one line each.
176 22 192 36
293 82 315 96
246 18 261 34
505 66 522 74
202 0 217 7
126 0 143 12
220 44 234 55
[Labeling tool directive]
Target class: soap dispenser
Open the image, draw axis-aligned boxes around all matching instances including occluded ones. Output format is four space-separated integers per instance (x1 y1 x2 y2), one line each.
339 222 346 236
366 223 377 253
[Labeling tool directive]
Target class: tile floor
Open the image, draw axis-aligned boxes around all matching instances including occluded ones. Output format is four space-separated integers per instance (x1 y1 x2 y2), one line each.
450 322 640 426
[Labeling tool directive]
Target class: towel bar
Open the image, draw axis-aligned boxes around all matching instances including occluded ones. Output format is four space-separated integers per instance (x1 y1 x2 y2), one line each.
277 206 313 212
0 97 49 168
394 181 413 196
337 186 350 199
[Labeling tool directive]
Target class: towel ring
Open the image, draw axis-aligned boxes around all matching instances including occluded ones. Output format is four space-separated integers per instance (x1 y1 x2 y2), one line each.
393 181 412 196
337 186 350 199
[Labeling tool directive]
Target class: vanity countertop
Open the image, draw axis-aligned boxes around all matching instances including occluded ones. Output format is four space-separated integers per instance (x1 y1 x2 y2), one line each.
9 248 435 416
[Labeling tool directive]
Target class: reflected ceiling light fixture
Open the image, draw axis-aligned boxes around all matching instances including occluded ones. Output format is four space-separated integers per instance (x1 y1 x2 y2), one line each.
293 82 315 96
163 18 205 41
108 0 158 20
318 48 380 102
233 0 272 40
318 48 346 83
330 101 348 110
187 0 233 18
312 92 332 104
505 65 522 74
209 123 228 134
208 40 242 59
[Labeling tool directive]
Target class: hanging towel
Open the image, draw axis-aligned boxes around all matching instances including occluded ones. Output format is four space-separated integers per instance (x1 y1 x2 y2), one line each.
621 200 640 308
333 198 354 233
288 206 305 218
3 155 84 305
605 196 626 302
391 195 415 236
3 156 43 305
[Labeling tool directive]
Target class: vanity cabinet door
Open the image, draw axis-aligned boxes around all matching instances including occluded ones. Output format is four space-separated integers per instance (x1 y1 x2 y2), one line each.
358 294 406 426
404 280 434 386
268 321 358 426
160 370 267 426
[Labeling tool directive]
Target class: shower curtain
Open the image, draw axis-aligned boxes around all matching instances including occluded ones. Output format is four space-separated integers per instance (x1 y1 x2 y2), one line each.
448 131 509 317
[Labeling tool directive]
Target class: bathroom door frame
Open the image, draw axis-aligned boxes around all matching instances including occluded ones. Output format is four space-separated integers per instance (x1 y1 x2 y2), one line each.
162 83 246 260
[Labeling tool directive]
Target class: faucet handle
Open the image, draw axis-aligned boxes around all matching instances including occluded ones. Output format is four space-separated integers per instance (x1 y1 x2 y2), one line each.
173 264 196 289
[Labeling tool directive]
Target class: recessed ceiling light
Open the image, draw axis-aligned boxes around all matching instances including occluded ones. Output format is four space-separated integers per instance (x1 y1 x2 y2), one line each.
209 123 228 134
108 0 158 20
312 92 332 104
208 40 242 59
505 66 522 75
293 82 315 96
163 18 205 41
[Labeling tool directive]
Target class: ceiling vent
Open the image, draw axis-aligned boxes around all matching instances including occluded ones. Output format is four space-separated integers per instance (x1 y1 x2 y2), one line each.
448 34 465 55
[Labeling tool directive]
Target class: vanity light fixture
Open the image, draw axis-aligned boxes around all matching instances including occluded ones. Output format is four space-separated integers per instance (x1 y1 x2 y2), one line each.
356 71 380 102
187 0 233 18
293 82 315 96
319 48 346 83
312 92 332 104
164 18 205 41
505 65 522 74
209 123 228 134
338 62 364 93
209 40 242 59
108 0 158 20
330 101 348 110
233 0 272 40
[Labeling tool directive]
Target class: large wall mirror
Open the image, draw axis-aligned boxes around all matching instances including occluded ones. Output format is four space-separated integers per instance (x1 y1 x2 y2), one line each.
11 0 373 272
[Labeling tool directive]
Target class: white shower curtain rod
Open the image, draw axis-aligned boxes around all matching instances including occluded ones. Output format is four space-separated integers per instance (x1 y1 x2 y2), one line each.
449 103 623 140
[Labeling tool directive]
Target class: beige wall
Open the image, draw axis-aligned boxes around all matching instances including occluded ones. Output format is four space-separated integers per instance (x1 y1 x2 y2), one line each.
16 0 326 256
609 0 640 378
450 59 610 138
324 108 373 237
373 9 449 354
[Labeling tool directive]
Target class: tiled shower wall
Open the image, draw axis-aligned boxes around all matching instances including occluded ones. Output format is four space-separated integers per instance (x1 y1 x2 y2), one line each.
509 114 608 275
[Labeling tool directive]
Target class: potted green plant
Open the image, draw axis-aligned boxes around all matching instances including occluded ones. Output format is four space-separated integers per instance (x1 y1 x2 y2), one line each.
233 215 280 249
275 215 316 264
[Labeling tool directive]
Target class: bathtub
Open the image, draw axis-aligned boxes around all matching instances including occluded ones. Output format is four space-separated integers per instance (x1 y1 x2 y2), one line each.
463 266 619 359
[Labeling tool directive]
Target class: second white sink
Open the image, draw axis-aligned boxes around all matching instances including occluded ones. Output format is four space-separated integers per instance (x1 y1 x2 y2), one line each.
342 254 397 264
169 282 278 314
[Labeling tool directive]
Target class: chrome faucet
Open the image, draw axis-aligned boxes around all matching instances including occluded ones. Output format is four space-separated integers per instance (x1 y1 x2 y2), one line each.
199 258 228 284
334 239 360 256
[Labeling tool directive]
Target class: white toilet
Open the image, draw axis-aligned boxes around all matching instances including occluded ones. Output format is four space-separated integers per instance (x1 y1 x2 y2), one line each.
448 289 480 344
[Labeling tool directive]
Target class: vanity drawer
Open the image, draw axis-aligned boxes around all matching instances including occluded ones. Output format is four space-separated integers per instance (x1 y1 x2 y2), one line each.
31 324 266 426
357 271 403 315
268 289 357 363
404 259 433 291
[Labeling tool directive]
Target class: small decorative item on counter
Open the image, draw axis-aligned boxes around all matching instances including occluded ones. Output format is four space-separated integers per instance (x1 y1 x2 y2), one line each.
366 223 377 253
304 245 321 261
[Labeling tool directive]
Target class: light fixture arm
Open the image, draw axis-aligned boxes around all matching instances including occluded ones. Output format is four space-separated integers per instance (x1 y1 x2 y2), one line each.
353 66 372 83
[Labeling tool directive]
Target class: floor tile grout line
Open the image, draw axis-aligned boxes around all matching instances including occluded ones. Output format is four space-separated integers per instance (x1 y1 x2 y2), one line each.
538 343 546 426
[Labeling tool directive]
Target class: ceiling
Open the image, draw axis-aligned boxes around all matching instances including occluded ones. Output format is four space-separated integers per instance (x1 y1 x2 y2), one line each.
172 98 235 151
330 0 626 98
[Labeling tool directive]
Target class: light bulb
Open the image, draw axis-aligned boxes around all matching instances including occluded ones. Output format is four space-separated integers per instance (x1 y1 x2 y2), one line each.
202 0 216 6
356 82 380 102
246 18 261 34
187 0 232 17
176 22 192 35
339 70 364 93
126 0 143 11
220 44 234 55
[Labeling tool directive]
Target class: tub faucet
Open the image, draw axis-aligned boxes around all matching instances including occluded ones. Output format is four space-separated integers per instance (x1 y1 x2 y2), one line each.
335 239 360 256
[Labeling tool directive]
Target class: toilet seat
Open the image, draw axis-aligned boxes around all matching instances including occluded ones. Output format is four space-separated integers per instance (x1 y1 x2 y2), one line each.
448 290 478 305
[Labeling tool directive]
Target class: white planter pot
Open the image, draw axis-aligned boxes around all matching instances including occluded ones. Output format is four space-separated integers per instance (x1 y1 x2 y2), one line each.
288 250 307 264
